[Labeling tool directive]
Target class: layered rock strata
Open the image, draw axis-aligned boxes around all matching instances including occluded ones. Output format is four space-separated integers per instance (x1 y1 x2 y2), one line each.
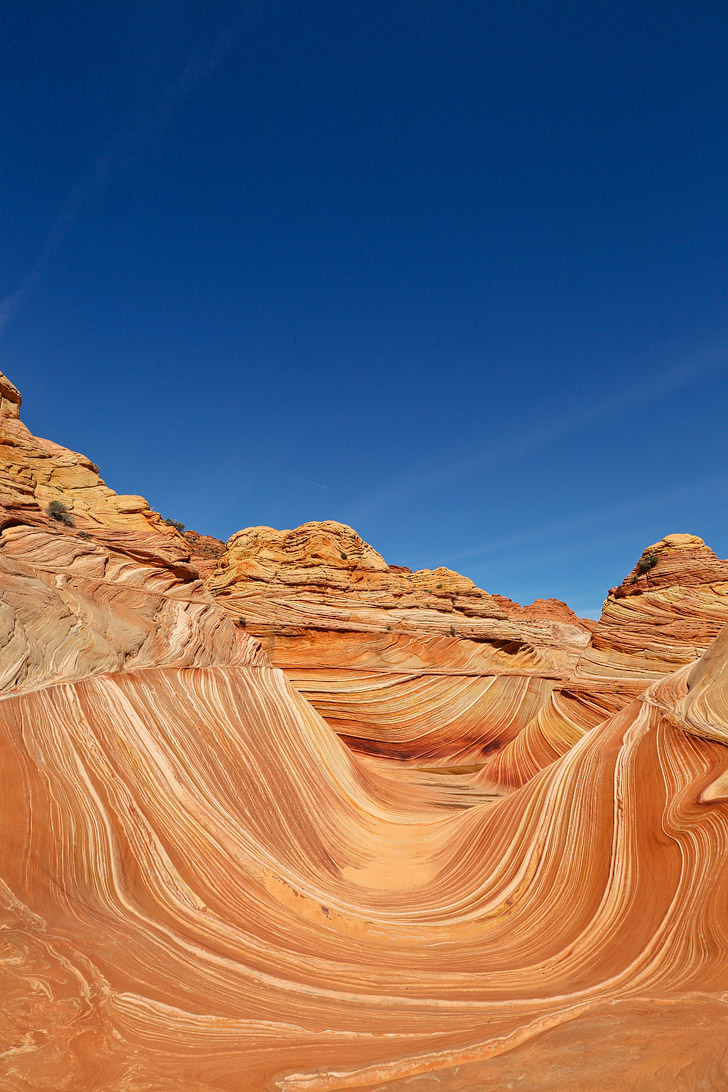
183 527 227 579
207 521 592 767
0 373 180 535
480 533 728 787
3 500 728 1088
2 371 728 1089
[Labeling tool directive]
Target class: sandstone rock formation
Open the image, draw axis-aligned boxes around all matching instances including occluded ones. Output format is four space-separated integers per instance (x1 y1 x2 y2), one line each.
589 532 728 678
0 373 181 536
183 527 227 579
207 521 592 768
3 510 728 1090
3 369 728 1090
479 532 728 788
492 592 597 629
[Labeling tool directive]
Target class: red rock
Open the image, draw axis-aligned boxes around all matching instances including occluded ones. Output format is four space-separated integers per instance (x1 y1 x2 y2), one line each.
183 527 227 579
493 593 597 630
208 520 591 767
477 532 728 788
2 370 728 1090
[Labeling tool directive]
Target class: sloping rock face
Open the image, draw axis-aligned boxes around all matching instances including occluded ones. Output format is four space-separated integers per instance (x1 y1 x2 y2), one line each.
477 533 728 788
208 521 593 767
0 374 179 535
2 372 728 1089
492 592 597 629
183 527 227 579
587 532 728 678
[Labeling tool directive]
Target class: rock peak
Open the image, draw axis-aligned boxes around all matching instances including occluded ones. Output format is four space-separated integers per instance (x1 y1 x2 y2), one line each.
0 368 181 538
613 532 724 596
225 520 390 574
0 371 22 418
642 532 707 554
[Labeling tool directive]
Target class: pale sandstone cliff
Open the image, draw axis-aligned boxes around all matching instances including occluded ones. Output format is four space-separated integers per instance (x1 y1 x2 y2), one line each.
0 372 181 535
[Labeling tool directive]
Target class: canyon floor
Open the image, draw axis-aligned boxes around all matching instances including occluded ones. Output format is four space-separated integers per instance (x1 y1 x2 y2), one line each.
1 370 728 1091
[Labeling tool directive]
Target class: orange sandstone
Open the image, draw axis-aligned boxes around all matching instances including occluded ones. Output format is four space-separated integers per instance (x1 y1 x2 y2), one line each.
208 520 592 767
1 370 728 1090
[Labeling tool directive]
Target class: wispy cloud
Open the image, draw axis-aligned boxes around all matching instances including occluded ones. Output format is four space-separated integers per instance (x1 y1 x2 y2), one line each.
442 469 728 569
287 474 330 491
342 347 728 524
0 9 253 341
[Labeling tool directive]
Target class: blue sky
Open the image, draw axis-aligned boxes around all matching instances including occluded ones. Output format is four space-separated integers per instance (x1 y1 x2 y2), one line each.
2 1 728 616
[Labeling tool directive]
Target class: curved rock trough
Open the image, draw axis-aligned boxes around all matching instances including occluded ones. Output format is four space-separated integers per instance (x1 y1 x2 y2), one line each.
1 371 728 1090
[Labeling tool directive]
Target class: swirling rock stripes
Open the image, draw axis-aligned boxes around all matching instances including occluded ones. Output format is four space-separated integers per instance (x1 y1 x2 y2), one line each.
207 521 590 770
2 371 728 1088
477 534 728 788
2 630 728 1088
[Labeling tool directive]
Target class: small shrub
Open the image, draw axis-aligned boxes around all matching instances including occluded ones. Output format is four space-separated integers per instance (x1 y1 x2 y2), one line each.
631 574 639 584
340 552 348 560
46 500 74 526
78 530 92 540
163 517 185 533
436 583 443 589
637 554 658 574
450 624 456 636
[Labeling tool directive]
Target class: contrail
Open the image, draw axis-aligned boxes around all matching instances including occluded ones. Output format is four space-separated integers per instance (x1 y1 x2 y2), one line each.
0 9 252 341
287 475 331 491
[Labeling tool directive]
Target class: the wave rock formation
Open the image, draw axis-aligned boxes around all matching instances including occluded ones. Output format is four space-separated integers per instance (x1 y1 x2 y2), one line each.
1 372 728 1091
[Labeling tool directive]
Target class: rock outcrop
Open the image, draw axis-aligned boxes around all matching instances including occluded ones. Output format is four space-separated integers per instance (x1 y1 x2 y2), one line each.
492 593 597 630
3 370 728 1090
183 527 227 579
208 520 592 767
0 376 181 536
589 532 728 677
477 532 728 788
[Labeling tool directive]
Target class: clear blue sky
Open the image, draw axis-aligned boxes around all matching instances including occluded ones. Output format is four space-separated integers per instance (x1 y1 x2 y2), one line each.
3 1 728 616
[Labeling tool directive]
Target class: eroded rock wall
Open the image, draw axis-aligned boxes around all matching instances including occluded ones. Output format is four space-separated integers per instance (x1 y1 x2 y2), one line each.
207 520 592 767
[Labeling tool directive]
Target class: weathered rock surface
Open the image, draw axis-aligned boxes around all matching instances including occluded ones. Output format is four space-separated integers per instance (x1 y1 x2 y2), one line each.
3 370 728 1090
590 532 728 677
208 521 592 766
183 527 227 579
492 593 597 630
477 532 728 787
3 509 728 1089
0 376 180 536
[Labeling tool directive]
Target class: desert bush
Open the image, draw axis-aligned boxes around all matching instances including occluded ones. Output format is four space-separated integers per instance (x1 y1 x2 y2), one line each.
637 554 658 574
163 517 185 532
77 530 92 540
46 500 75 526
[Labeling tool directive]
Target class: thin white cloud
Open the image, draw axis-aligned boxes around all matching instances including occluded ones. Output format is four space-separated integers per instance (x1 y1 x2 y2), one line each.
287 474 330 491
342 347 728 524
442 469 728 569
